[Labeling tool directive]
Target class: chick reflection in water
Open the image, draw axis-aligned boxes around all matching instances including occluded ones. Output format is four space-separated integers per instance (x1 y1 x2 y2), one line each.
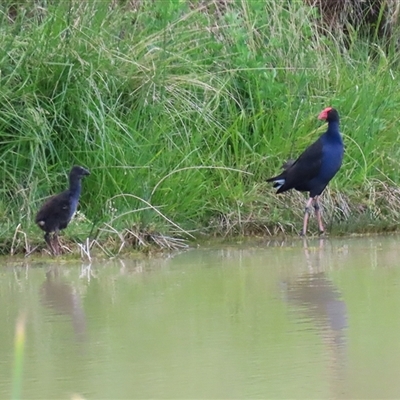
40 268 87 342
282 239 348 394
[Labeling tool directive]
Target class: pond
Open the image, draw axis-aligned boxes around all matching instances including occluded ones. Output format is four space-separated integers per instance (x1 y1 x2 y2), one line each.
1 235 400 399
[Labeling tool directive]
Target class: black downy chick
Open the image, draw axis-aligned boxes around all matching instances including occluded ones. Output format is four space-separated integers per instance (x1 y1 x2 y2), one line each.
36 166 90 254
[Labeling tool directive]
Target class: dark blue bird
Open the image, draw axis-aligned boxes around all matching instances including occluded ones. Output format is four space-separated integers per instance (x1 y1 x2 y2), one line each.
267 107 344 235
36 165 90 255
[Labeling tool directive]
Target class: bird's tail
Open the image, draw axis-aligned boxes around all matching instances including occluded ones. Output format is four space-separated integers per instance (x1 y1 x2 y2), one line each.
267 159 294 189
266 176 285 190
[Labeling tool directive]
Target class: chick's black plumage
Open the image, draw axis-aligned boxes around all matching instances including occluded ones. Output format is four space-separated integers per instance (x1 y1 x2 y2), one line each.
36 165 90 254
267 107 343 235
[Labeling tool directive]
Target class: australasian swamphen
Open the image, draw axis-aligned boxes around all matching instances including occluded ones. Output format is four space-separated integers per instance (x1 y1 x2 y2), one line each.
267 107 344 235
36 165 90 255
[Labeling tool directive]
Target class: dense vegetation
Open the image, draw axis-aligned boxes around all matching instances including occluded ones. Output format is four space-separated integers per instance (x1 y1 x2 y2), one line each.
1 0 400 256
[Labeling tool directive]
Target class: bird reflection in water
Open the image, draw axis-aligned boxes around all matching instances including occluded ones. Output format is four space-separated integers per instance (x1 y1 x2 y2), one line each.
282 239 348 397
40 267 87 342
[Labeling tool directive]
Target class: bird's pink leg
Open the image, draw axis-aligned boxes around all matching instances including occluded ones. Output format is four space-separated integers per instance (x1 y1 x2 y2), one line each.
313 196 324 234
301 197 314 236
44 232 56 255
53 230 61 256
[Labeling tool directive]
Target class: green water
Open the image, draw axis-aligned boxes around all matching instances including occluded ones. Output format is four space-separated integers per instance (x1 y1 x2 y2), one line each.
1 236 400 399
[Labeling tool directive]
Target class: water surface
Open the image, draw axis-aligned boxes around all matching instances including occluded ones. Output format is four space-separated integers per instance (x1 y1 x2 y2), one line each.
1 235 400 399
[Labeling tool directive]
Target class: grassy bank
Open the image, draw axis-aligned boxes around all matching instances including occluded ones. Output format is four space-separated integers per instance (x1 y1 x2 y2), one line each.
1 0 400 257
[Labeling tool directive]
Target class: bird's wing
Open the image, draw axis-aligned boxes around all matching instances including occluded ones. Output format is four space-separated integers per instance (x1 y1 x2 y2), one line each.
279 138 323 190
35 191 71 223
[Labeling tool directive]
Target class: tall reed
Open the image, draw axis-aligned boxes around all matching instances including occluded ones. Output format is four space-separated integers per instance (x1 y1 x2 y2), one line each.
1 1 400 253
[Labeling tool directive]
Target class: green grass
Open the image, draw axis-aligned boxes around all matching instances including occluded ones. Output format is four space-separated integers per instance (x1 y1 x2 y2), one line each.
1 0 400 256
